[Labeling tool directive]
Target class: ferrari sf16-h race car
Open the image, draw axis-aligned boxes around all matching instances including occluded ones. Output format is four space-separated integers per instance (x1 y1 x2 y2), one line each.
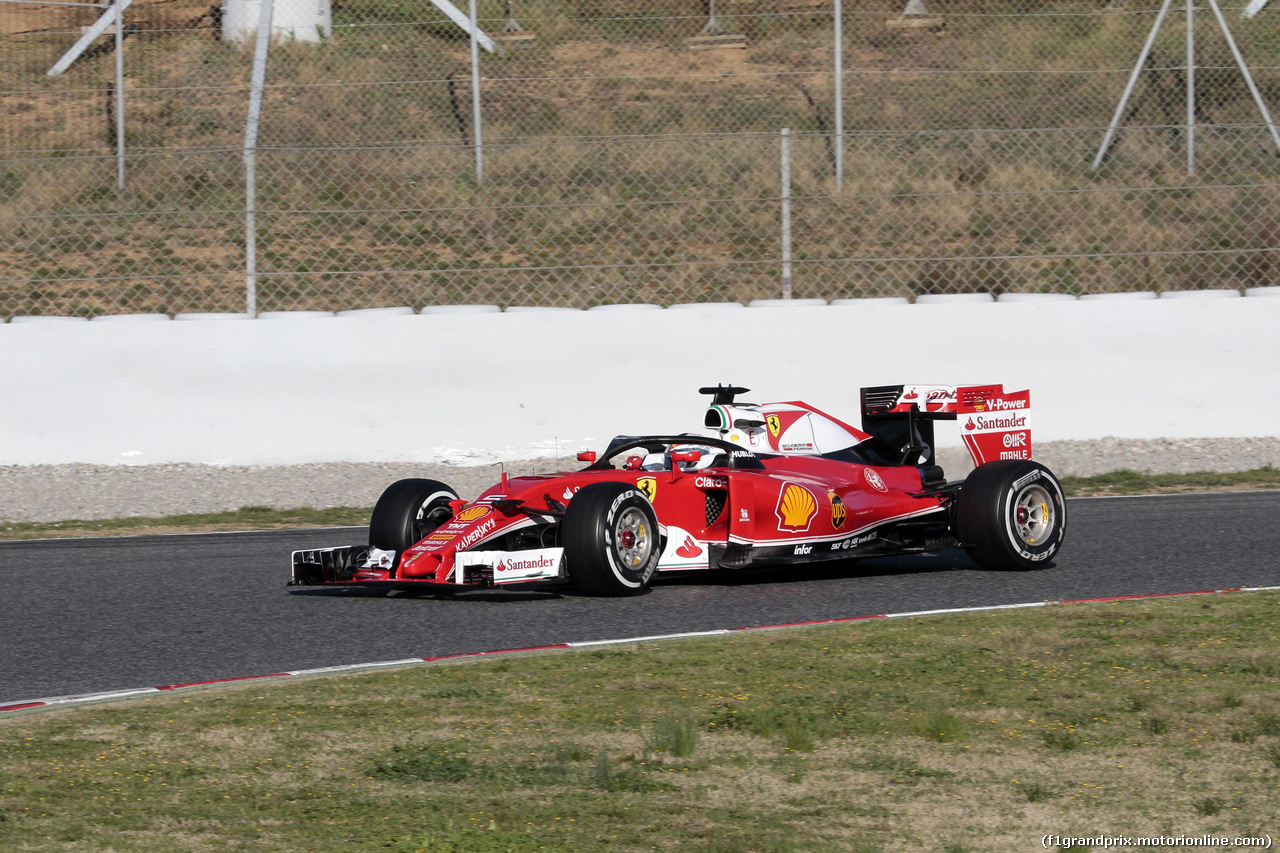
291 384 1066 596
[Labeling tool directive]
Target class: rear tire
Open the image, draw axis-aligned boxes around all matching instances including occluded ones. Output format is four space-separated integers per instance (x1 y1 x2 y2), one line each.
369 478 459 557
956 460 1066 571
562 482 660 596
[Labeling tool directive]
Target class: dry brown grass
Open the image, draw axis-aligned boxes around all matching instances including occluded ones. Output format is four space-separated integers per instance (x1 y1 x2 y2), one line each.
4 6 1280 314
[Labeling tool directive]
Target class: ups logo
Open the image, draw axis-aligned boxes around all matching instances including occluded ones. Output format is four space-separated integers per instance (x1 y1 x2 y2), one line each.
829 492 847 529
636 477 658 502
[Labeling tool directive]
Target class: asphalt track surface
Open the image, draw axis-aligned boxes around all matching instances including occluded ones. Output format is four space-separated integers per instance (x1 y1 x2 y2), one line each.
3 492 1279 704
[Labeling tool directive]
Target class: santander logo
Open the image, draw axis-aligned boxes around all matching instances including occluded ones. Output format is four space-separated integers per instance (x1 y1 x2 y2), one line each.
676 536 702 558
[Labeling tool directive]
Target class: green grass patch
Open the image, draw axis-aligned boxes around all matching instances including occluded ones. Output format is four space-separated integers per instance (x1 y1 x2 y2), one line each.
0 505 371 540
4 592 1280 851
1060 466 1280 497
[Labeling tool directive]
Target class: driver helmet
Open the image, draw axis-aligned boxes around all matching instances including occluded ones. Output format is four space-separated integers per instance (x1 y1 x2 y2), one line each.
667 443 723 470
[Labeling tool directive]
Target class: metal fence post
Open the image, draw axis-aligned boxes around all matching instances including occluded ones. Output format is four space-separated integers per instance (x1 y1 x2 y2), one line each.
243 0 276 316
44 0 134 188
1187 0 1195 175
113 1 125 189
781 128 792 299
470 0 484 183
833 0 843 190
1093 0 1176 170
1207 0 1280 156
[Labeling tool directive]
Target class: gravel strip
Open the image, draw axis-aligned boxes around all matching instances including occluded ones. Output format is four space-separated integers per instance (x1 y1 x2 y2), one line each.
2 438 1278 524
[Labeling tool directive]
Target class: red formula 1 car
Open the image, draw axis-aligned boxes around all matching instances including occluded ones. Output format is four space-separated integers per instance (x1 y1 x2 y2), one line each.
290 384 1066 596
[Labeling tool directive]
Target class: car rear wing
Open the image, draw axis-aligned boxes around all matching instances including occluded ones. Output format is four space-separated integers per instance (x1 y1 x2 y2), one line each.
860 384 1032 468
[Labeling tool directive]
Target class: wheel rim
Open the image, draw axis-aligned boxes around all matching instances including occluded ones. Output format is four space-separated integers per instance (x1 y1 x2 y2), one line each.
614 507 654 569
412 499 451 542
1012 484 1054 545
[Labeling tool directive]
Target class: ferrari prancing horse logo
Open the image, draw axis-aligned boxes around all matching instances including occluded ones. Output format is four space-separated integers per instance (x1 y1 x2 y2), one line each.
766 414 782 437
636 477 658 502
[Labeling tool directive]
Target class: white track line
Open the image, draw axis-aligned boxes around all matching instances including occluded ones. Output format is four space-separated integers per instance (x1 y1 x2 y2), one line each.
4 586 1279 715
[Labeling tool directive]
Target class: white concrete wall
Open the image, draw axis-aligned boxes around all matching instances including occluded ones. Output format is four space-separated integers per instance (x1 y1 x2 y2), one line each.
3 292 1278 467
220 0 331 44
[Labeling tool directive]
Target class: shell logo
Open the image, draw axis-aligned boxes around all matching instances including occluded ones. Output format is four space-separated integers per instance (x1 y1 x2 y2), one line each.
775 483 818 532
455 505 491 522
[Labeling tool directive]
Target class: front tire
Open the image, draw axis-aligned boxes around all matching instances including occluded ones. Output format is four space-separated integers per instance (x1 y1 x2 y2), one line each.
369 478 459 558
956 460 1066 571
562 482 661 596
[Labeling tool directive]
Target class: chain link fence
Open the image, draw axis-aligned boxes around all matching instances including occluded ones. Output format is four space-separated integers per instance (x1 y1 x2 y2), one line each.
3 0 1279 316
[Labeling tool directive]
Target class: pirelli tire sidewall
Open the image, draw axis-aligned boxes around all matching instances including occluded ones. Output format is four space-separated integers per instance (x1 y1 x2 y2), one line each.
368 478 460 560
562 482 661 596
957 460 1066 571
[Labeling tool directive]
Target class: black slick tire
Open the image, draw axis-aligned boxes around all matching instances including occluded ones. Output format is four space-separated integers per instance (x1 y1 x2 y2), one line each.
368 478 459 561
561 482 661 596
956 460 1066 571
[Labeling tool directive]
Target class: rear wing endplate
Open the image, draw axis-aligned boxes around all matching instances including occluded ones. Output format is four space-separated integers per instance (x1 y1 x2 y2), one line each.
861 384 1032 468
